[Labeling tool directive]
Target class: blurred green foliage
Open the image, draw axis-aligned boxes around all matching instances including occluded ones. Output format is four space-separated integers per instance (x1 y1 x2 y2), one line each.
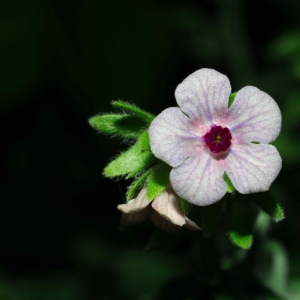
1 0 300 299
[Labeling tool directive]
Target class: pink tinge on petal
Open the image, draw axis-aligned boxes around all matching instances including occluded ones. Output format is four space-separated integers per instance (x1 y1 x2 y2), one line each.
149 107 200 168
117 188 150 213
175 69 231 124
149 211 181 235
227 86 281 144
184 217 201 231
225 144 282 194
120 205 153 226
170 151 227 206
151 189 186 226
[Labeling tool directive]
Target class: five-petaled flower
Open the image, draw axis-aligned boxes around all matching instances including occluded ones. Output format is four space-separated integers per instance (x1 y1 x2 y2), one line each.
149 69 282 206
117 187 200 234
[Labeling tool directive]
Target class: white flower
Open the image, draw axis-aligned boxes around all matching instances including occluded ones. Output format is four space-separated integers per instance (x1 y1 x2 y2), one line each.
149 69 282 206
117 187 201 234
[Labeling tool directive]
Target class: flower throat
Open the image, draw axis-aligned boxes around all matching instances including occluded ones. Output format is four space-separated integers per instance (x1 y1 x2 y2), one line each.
203 125 232 153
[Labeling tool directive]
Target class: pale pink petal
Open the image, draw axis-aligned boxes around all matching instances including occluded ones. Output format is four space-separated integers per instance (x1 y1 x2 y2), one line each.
149 107 200 168
175 68 231 124
227 86 281 144
151 190 186 226
170 151 227 206
117 188 150 213
184 217 201 231
149 211 181 234
120 206 153 226
225 144 282 194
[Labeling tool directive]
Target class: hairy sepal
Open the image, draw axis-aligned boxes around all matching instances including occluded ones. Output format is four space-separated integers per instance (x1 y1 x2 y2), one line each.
248 192 284 222
89 114 149 139
104 131 156 179
146 164 171 201
126 168 153 201
111 100 154 124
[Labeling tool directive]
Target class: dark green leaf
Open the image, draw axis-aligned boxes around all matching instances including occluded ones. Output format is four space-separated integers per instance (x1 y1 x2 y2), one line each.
112 101 155 123
89 114 149 138
248 192 285 222
226 195 257 249
201 199 224 237
126 168 153 201
146 164 171 200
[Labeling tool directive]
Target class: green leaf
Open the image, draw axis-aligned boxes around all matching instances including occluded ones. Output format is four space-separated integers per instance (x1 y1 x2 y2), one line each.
201 199 224 237
89 114 149 138
226 195 257 249
228 92 237 108
104 133 156 178
138 130 151 150
126 168 153 201
180 198 192 215
223 172 235 193
146 164 171 200
248 192 285 222
112 100 155 123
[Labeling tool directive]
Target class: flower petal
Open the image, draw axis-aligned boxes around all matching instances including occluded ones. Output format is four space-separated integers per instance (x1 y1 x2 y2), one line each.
170 152 227 206
225 144 282 194
120 206 153 226
184 217 201 231
149 107 199 167
227 86 281 143
151 189 186 226
117 188 150 213
175 68 231 124
149 212 181 234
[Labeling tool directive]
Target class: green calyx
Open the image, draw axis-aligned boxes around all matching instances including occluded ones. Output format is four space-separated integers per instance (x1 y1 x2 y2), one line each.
146 164 171 201
228 92 237 108
89 100 158 180
89 100 154 139
89 114 150 139
223 172 235 193
247 192 285 222
111 100 155 123
104 131 156 179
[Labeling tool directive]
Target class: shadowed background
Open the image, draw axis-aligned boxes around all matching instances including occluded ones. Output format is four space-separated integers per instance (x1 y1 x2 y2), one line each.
1 0 300 299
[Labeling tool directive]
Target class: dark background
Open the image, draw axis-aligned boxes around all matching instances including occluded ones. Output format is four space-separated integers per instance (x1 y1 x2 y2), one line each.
1 0 300 299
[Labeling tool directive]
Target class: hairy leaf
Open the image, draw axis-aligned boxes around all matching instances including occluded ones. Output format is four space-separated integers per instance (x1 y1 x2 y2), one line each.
147 164 171 200
89 114 149 138
112 100 154 123
126 168 153 201
104 132 156 178
248 192 284 222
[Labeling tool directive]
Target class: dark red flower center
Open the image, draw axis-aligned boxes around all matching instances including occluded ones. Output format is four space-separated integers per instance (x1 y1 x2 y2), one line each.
203 125 232 153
